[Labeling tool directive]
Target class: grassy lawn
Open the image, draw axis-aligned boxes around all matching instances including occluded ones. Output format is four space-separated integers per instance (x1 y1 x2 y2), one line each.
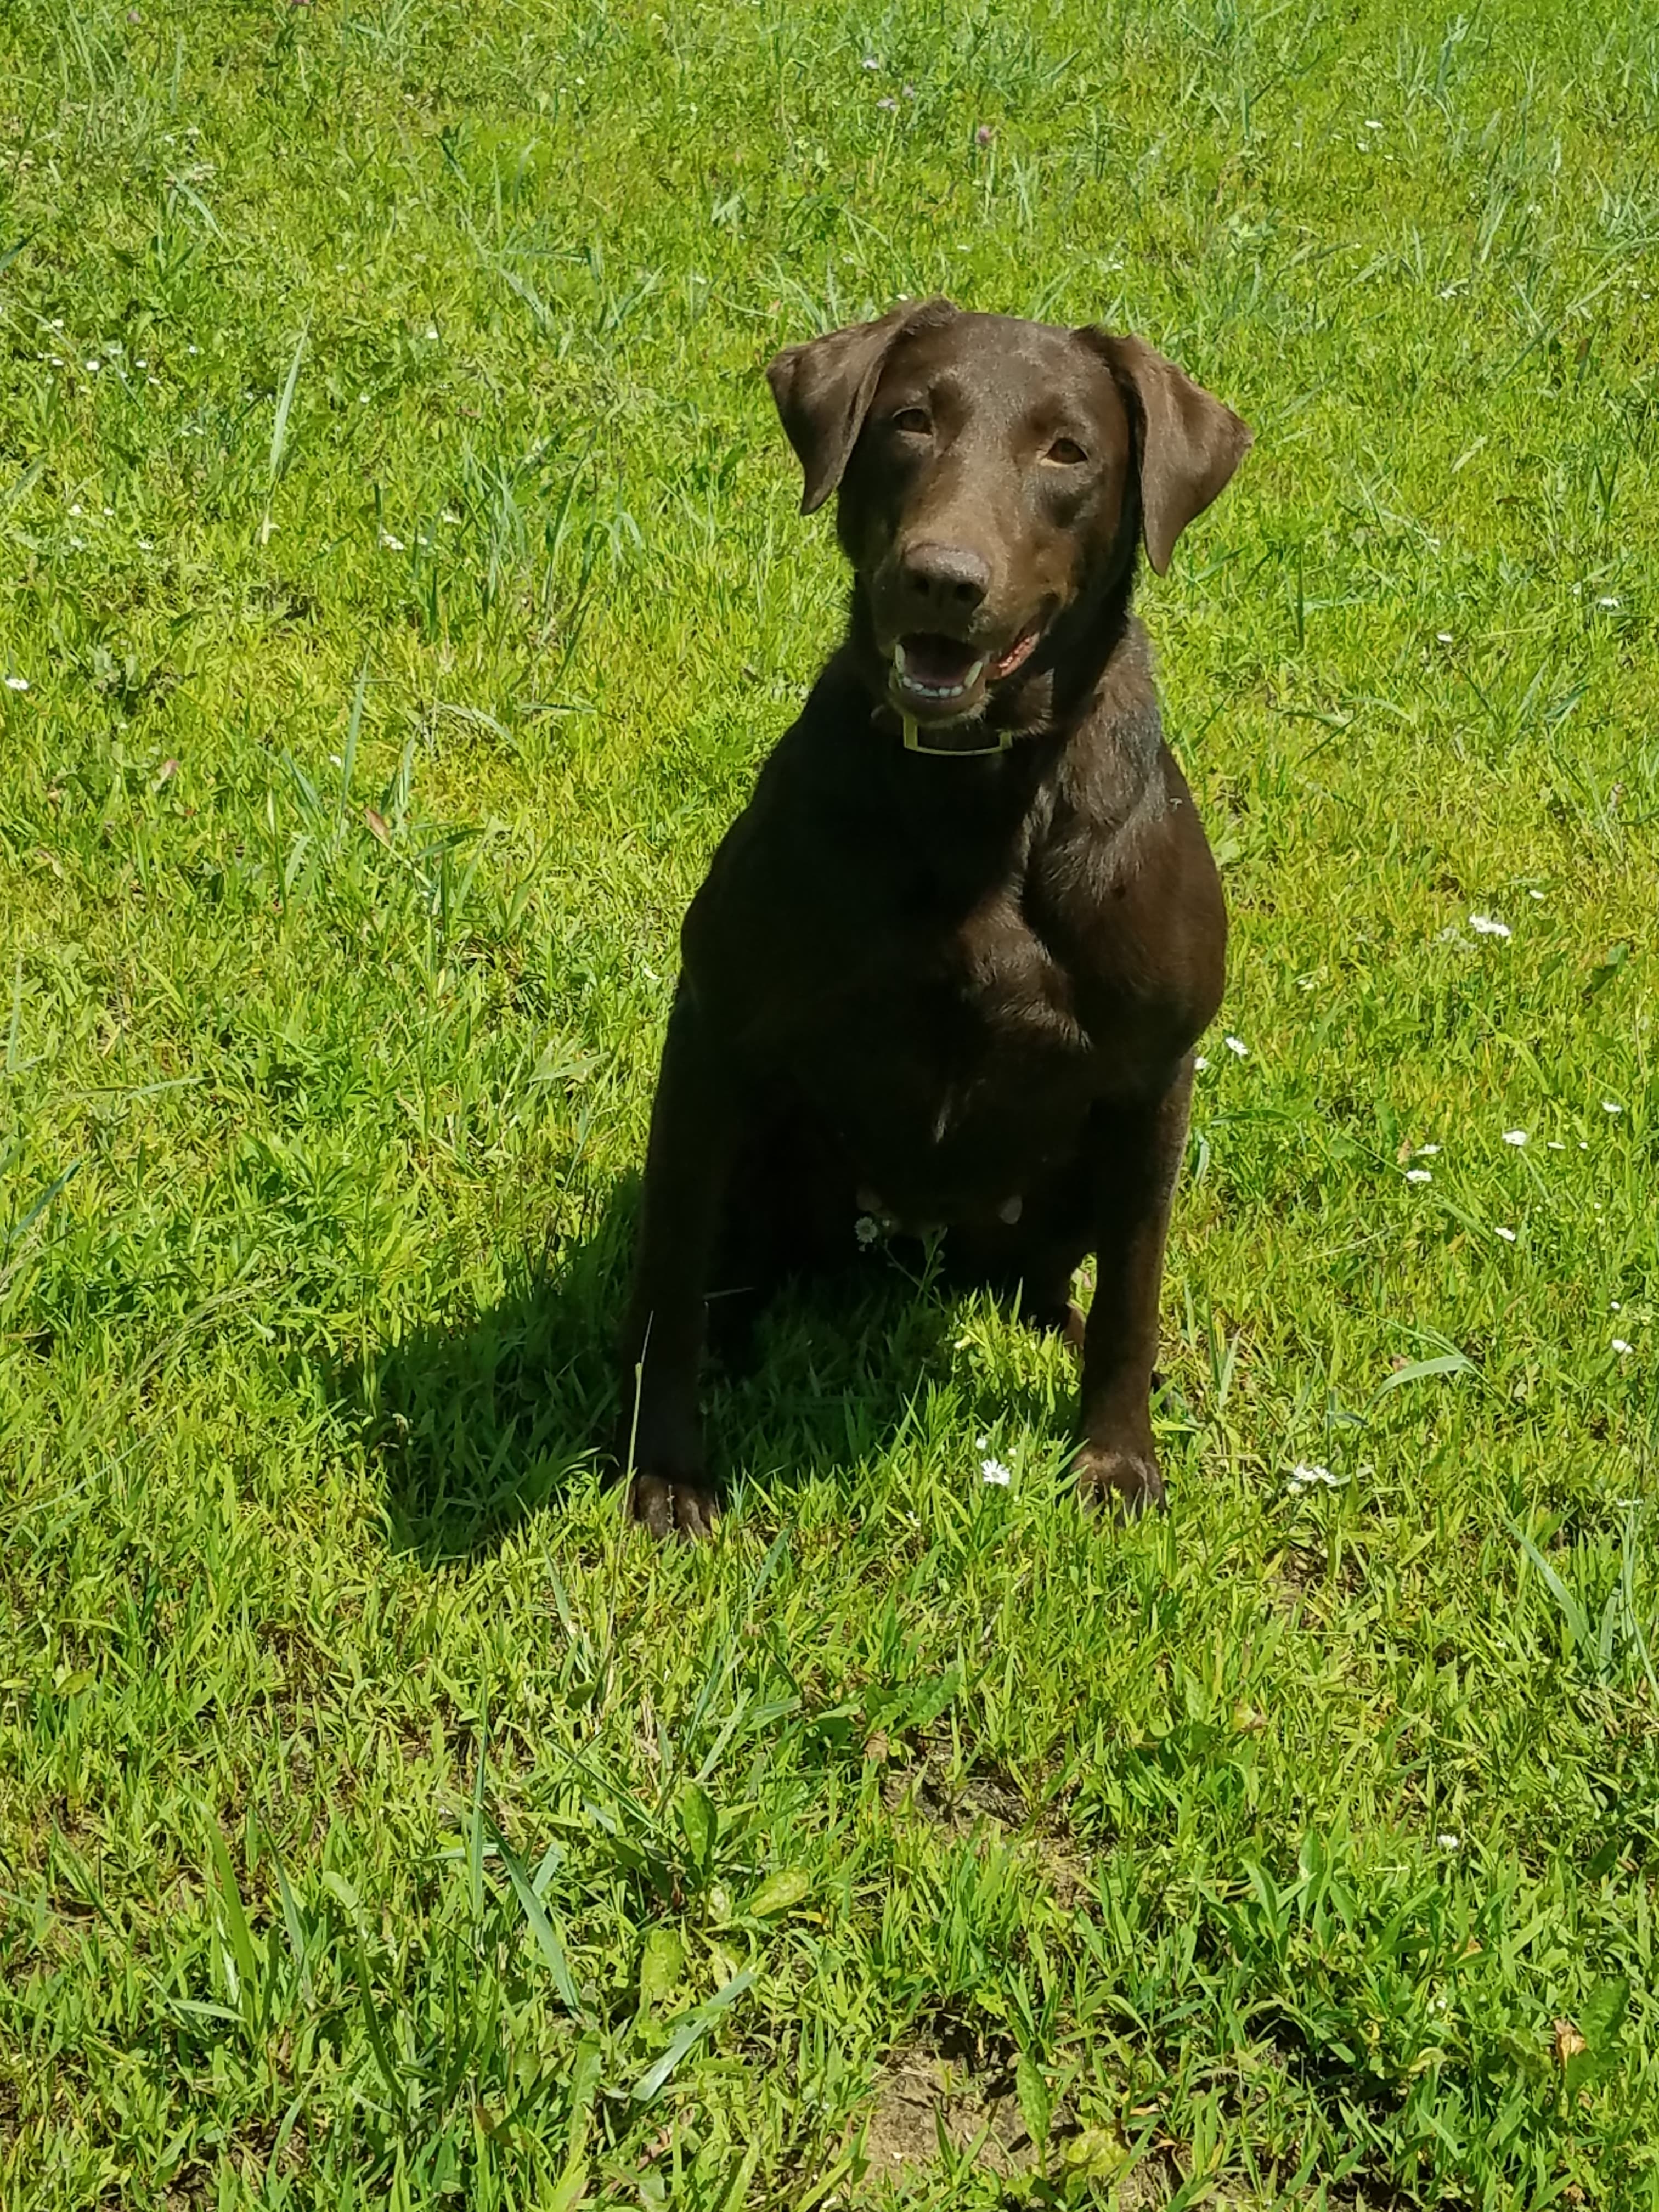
2 0 1657 2202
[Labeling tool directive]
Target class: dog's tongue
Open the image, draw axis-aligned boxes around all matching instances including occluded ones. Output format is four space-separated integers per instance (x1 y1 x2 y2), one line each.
990 625 1040 679
900 633 979 687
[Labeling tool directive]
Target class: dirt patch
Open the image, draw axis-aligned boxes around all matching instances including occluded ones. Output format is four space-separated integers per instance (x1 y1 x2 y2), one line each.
876 1726 1097 1911
857 2022 1036 2188
1265 1541 1366 1620
877 1725 1026 1837
1030 1824 1096 1912
854 2027 1193 2203
880 1760 1024 1836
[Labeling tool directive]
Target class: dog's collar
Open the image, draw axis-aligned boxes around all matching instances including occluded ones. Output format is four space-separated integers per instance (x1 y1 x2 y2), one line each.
900 712 1013 758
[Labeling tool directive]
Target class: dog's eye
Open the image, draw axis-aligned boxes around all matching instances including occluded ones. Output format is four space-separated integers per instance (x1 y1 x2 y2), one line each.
891 408 932 436
1045 436 1088 466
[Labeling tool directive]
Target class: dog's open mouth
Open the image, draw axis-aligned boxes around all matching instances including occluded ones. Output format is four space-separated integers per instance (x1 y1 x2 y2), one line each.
890 625 1042 718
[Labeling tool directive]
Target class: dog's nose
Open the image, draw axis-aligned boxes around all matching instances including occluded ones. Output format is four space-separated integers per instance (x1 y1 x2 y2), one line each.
898 540 991 614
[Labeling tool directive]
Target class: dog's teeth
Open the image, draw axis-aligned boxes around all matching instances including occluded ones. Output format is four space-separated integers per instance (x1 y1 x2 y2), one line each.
965 659 984 685
892 642 906 672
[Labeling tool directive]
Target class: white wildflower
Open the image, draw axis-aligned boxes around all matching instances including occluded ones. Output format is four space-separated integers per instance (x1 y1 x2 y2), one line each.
1596 595 1620 609
1613 1339 1633 1356
1406 1168 1432 1183
1469 913 1510 938
1494 1227 1516 1242
1502 1130 1527 1147
1193 1054 1209 1070
854 1215 881 1248
1224 1035 1247 1057
1602 1101 1622 1115
1415 1143 1441 1156
379 531 405 551
1437 1832 1461 1851
980 1457 1012 1487
1436 630 1453 643
4 674 29 691
1288 1462 1339 1493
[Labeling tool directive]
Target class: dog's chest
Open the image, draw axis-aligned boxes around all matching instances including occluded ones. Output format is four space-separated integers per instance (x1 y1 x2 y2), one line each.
690 761 1166 1200
780 860 1106 1172
943 879 1087 1054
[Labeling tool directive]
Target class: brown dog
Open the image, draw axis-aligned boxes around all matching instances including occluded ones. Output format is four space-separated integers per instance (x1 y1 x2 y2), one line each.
616 301 1249 1538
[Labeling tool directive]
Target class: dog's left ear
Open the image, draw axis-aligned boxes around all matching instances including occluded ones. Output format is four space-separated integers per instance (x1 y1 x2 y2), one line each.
1082 332 1251 574
767 297 957 515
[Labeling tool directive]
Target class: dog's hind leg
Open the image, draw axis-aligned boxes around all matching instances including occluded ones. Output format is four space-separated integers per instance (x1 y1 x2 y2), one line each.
705 1104 863 1370
616 988 740 1539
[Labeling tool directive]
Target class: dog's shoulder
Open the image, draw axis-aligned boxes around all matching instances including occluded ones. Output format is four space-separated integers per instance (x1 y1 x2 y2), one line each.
679 655 876 975
709 652 885 848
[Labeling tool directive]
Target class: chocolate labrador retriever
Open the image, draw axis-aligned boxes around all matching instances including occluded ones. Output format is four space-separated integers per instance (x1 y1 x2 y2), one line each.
616 300 1249 1538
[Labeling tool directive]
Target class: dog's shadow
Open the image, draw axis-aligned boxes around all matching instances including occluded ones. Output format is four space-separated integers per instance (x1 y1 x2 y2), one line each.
348 1177 1057 1562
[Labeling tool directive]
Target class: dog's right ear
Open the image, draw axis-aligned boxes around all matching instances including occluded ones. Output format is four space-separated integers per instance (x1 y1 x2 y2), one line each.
766 298 956 515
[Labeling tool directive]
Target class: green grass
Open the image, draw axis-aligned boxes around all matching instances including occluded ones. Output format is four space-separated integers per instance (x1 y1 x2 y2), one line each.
2 0 1657 2203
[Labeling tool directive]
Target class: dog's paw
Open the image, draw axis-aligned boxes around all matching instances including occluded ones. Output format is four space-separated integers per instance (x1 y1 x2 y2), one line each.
629 1471 721 1542
1074 1441 1166 1520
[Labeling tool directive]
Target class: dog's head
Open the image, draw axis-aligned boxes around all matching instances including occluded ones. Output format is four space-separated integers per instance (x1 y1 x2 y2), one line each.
766 301 1250 731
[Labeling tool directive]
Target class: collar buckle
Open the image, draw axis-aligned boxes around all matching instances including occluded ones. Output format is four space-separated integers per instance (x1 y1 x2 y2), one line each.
901 714 1013 758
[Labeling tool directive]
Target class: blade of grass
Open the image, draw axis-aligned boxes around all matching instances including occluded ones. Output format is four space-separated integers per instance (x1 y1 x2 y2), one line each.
259 328 307 545
492 1819 582 2012
206 1824 261 2025
630 1971 753 2104
1510 1521 1592 1653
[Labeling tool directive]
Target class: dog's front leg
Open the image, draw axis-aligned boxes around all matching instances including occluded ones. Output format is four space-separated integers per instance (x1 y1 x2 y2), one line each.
616 986 737 1540
1073 1060 1196 1517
